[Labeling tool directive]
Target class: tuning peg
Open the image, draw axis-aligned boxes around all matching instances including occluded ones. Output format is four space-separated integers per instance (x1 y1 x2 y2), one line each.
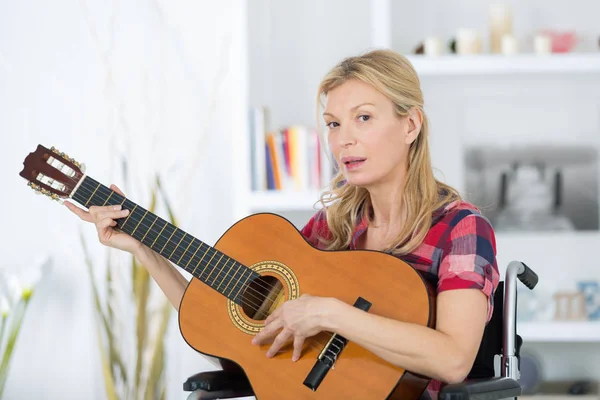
50 146 82 169
28 182 44 196
28 181 61 201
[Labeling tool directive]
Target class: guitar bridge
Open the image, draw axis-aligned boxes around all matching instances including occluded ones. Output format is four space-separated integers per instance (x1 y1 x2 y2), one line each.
302 296 372 391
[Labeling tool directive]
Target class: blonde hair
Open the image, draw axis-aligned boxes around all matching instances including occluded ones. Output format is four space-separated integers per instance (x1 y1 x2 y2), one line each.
315 49 461 255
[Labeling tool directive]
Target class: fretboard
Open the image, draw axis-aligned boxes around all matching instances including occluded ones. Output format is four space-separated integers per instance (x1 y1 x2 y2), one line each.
71 175 258 304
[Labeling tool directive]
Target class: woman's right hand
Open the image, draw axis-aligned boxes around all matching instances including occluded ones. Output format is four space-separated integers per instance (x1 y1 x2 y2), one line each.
64 184 143 255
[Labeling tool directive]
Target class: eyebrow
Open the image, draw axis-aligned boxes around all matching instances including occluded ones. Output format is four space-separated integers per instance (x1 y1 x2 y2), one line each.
323 102 375 118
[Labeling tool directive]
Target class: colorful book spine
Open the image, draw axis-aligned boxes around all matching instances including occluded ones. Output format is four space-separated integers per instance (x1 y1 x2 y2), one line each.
249 107 334 192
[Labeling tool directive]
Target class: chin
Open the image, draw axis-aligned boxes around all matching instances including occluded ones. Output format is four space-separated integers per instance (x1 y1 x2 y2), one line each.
343 175 376 188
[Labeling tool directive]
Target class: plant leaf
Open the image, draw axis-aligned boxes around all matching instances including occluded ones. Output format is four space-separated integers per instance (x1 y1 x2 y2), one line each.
0 297 30 398
80 232 128 384
96 321 118 400
134 257 150 398
143 299 171 400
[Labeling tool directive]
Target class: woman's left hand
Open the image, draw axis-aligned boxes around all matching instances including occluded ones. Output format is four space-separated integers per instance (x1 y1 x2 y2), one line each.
251 294 337 361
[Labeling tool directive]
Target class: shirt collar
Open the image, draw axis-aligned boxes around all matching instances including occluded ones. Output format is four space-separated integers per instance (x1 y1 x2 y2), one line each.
349 201 454 250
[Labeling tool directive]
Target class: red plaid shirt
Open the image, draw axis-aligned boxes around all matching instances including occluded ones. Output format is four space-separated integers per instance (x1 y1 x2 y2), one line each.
300 200 500 400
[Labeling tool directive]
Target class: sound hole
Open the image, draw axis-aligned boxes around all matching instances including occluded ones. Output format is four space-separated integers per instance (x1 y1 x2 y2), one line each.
241 275 285 321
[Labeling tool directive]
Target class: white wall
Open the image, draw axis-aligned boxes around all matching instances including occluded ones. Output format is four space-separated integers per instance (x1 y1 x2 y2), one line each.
0 0 246 399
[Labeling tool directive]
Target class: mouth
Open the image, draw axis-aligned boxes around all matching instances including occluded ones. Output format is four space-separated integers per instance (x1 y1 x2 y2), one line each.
341 156 367 170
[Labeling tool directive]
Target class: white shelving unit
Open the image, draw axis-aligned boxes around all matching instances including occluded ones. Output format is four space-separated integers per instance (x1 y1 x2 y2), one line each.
243 0 600 219
406 53 600 76
519 321 600 343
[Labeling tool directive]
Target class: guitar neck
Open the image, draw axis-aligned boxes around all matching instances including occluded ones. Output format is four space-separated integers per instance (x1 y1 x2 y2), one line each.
71 175 257 304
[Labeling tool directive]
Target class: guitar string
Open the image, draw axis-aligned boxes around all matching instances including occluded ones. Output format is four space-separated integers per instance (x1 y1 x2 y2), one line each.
75 177 339 355
74 176 309 316
44 171 341 357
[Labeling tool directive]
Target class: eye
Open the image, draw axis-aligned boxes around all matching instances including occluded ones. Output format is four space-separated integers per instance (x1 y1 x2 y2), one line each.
326 121 339 129
358 115 370 122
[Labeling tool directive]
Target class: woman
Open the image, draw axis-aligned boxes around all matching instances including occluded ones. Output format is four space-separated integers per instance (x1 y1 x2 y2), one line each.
65 49 499 399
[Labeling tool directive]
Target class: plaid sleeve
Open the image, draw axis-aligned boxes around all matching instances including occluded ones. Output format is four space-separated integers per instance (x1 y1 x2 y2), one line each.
300 210 329 249
438 211 500 322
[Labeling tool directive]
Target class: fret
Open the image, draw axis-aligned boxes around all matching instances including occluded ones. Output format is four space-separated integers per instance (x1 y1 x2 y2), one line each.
165 228 186 261
84 182 101 208
217 257 235 291
225 262 245 299
221 261 239 297
227 264 248 299
150 218 168 248
121 199 137 216
177 238 194 264
120 204 137 230
141 214 158 243
177 237 197 266
174 233 194 263
158 224 177 254
215 258 231 291
117 204 146 238
73 178 100 208
131 210 154 243
101 191 113 206
191 245 211 276
184 240 202 270
208 254 225 288
201 250 220 283
169 232 186 259
131 210 148 236
105 194 123 207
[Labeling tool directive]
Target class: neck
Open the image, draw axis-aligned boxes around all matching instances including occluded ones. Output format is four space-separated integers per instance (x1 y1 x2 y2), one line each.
366 169 407 229
71 175 259 304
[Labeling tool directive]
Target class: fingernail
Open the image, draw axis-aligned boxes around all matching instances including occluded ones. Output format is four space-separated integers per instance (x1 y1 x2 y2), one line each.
292 356 298 362
122 209 129 215
113 205 121 210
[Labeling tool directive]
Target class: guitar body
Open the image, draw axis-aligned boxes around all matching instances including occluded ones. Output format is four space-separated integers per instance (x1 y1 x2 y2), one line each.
179 213 436 399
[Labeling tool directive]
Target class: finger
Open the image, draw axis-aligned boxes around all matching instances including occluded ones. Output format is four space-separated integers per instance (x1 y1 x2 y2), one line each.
110 184 126 197
292 335 305 362
264 308 282 325
266 329 292 358
97 217 118 229
89 205 126 221
96 208 130 222
64 201 93 222
252 318 283 345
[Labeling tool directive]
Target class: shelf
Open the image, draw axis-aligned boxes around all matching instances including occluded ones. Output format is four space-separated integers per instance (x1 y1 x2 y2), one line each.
518 321 600 343
405 53 600 76
248 190 324 212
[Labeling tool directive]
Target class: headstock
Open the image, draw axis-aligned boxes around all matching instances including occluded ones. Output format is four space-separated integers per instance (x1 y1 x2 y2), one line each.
19 144 85 201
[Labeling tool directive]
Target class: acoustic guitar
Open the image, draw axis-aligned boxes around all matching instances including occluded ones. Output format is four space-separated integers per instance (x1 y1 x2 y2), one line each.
20 144 436 399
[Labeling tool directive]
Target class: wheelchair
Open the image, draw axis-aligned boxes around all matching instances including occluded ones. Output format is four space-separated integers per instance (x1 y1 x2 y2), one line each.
182 260 538 400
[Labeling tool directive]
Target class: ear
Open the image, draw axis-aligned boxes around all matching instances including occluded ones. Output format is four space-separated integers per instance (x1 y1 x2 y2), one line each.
404 107 423 145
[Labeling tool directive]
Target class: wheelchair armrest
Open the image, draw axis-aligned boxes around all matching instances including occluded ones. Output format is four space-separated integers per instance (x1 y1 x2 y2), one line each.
183 369 253 398
439 377 521 400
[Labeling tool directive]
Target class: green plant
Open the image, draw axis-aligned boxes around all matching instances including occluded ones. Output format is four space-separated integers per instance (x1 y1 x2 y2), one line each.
81 175 177 400
0 286 34 399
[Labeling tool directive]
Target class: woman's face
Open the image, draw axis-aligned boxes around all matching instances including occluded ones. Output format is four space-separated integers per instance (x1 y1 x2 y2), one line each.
323 79 421 189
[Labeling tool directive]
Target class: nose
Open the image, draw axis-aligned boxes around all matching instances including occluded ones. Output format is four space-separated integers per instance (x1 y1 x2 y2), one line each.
338 126 356 148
